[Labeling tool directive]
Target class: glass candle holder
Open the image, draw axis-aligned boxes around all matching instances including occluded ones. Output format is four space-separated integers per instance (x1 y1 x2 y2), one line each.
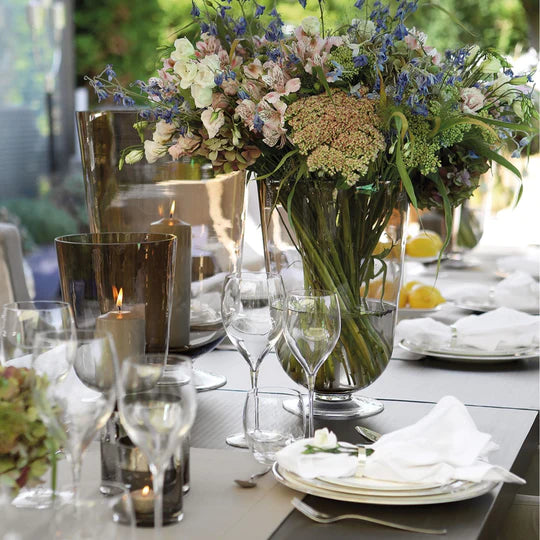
77 110 247 390
55 232 176 356
118 437 184 527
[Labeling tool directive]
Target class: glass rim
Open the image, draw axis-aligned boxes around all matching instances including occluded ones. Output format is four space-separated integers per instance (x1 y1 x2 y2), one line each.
226 270 283 279
54 232 177 246
287 288 337 298
247 386 302 397
1 300 72 312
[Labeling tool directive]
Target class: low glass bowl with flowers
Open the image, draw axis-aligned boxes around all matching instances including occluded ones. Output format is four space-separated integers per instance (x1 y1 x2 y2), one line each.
88 0 537 417
0 366 58 500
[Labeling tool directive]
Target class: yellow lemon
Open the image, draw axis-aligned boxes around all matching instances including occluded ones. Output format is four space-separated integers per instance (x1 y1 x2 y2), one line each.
361 279 398 302
408 285 445 309
398 280 422 308
405 231 443 258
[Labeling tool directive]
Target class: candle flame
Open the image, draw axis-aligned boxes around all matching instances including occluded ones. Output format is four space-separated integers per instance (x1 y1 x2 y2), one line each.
142 485 150 496
116 288 124 310
169 200 176 218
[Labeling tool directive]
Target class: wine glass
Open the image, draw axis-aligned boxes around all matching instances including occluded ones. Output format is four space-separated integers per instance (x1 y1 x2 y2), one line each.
31 329 117 504
243 386 306 465
0 301 75 368
284 290 341 437
114 354 197 532
0 301 75 509
221 271 285 447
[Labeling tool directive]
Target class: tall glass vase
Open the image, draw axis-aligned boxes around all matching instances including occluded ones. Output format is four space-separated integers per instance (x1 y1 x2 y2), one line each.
76 110 248 391
258 178 408 418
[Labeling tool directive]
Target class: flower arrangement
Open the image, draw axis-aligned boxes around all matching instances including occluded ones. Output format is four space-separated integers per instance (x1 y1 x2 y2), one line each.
0 366 56 494
89 0 537 393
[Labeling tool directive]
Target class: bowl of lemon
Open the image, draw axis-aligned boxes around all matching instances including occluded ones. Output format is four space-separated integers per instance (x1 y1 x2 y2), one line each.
398 280 446 317
405 231 443 263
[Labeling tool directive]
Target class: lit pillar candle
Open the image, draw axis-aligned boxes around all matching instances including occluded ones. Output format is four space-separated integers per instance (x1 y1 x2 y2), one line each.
149 201 191 349
95 288 146 362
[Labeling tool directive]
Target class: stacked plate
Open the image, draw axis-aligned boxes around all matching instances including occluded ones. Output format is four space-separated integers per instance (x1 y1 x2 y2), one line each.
273 463 497 505
399 338 540 363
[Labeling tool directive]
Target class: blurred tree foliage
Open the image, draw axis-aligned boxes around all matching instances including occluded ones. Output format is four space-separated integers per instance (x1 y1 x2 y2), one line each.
75 0 534 94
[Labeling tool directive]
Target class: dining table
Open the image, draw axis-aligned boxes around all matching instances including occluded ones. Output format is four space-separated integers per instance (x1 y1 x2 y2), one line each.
5 245 538 540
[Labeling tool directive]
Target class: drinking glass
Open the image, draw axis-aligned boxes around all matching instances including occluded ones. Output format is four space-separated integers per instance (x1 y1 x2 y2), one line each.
31 329 117 504
243 387 306 465
0 300 75 509
114 354 197 531
51 481 136 540
284 290 341 437
221 271 285 447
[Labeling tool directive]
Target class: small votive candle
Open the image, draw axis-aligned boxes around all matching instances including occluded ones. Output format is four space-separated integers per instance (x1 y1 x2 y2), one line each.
131 485 154 515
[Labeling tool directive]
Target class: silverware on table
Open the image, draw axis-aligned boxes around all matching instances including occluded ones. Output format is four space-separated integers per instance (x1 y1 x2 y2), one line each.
354 425 382 442
291 498 447 534
234 466 272 488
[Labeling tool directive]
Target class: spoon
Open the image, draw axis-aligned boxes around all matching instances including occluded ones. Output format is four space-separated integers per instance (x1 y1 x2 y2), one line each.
355 426 382 443
234 466 272 488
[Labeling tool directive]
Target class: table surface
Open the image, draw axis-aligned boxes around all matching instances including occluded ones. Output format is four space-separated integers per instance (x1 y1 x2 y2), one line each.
190 391 538 540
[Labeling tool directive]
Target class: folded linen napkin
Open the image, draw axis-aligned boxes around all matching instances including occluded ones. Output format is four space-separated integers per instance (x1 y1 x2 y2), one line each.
275 429 358 479
496 255 539 279
454 272 539 313
364 396 525 485
396 307 539 352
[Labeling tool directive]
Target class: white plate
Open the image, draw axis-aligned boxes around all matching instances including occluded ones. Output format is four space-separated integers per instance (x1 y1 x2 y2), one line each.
399 339 540 363
398 305 443 317
453 297 539 316
273 463 497 506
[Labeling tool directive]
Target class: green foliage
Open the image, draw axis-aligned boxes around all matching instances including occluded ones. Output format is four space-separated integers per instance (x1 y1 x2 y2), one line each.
0 367 56 493
1 199 78 246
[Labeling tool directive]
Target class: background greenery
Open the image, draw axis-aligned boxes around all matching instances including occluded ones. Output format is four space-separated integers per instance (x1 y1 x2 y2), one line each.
76 0 536 93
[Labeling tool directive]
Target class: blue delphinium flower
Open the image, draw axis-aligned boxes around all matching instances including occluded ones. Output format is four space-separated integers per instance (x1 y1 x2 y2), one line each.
123 96 135 107
253 113 264 132
113 91 124 106
237 89 250 100
298 0 307 7
191 1 200 17
200 21 210 33
214 72 224 87
92 80 109 102
327 61 343 82
218 5 231 19
393 22 408 40
394 70 409 104
104 64 116 82
268 48 282 62
353 54 368 68
234 17 247 36
254 2 265 17
354 0 365 9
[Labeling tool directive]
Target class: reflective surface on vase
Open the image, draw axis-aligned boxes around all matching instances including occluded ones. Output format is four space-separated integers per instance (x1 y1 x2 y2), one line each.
259 179 408 418
55 232 176 356
77 111 247 390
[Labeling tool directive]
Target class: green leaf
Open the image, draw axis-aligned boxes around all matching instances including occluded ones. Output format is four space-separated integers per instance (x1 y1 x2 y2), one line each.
428 173 453 260
467 115 536 134
468 140 522 180
396 143 417 207
312 66 333 98
255 149 299 180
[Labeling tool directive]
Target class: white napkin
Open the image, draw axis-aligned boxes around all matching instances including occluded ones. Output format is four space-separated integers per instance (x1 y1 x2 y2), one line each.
396 307 539 352
496 255 540 279
275 437 358 479
364 396 525 485
494 271 540 312
455 272 539 313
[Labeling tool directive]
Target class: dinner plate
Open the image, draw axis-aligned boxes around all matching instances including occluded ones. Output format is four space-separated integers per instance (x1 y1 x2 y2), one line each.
398 305 443 317
453 297 540 316
273 463 497 505
399 339 540 363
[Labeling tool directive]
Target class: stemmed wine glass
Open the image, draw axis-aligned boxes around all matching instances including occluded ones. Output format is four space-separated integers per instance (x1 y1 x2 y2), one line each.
284 290 341 437
31 329 117 504
114 354 197 532
221 271 285 447
0 301 75 508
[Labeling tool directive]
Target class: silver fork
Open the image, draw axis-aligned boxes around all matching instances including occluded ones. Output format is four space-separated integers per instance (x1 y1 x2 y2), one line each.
291 498 447 535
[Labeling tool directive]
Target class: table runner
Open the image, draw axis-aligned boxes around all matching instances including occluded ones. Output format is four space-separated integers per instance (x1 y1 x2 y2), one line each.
75 445 296 540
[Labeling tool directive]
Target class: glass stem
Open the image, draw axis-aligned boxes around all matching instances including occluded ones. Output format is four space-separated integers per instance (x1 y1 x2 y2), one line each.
150 462 166 533
307 373 316 437
250 368 260 430
70 452 82 517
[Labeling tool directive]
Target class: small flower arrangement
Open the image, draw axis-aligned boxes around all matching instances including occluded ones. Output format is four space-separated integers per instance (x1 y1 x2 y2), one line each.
89 0 537 215
302 428 365 455
0 366 56 494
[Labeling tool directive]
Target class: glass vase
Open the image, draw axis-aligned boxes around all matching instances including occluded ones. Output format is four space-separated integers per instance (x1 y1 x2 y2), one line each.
258 178 408 418
77 110 247 390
